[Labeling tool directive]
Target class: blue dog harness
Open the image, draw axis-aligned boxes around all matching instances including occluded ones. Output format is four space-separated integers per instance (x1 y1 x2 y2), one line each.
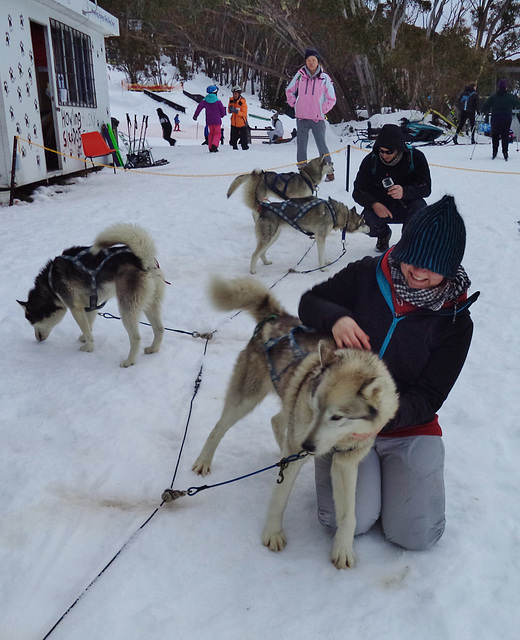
264 170 315 199
260 198 337 236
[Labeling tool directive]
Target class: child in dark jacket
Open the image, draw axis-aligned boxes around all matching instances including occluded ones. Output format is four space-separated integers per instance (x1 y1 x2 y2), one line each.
299 195 479 552
193 85 226 152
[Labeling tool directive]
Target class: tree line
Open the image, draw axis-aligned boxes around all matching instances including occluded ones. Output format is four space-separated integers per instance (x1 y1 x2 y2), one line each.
98 0 520 122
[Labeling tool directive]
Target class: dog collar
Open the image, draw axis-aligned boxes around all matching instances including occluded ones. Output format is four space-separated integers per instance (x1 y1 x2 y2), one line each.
331 445 357 454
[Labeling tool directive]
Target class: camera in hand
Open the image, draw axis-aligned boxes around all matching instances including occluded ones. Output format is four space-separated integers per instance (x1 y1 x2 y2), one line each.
382 177 394 189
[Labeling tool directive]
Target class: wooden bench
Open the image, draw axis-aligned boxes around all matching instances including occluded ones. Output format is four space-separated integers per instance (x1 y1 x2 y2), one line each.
249 126 271 140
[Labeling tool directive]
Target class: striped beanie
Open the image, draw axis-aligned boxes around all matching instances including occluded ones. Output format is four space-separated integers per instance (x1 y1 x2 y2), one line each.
392 195 466 279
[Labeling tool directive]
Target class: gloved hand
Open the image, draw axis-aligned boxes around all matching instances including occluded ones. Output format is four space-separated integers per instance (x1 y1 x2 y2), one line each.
192 116 197 121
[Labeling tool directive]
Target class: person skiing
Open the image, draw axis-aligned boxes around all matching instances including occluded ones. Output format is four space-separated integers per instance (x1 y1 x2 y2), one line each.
453 83 478 145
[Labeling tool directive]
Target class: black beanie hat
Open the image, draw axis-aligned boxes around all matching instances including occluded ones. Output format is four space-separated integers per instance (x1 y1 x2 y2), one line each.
392 195 466 279
305 48 320 61
374 124 406 153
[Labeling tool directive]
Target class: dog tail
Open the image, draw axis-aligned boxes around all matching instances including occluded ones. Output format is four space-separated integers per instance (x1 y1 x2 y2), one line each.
91 223 158 269
210 277 286 322
226 173 249 199
241 170 263 210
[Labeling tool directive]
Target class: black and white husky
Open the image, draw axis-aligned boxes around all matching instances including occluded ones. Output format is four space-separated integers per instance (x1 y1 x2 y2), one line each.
18 223 165 367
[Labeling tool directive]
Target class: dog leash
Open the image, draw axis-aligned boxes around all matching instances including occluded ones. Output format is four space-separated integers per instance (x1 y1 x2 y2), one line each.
99 311 214 340
161 451 310 503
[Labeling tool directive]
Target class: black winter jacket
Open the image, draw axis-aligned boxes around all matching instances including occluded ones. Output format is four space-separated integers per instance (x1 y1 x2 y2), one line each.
298 253 479 435
458 86 479 114
353 147 431 211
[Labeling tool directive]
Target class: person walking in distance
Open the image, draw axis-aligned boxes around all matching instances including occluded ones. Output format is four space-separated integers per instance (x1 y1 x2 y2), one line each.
193 86 226 152
482 78 520 161
174 114 180 131
156 108 176 146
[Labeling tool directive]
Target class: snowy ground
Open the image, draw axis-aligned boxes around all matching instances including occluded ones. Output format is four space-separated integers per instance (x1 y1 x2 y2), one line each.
1 70 520 640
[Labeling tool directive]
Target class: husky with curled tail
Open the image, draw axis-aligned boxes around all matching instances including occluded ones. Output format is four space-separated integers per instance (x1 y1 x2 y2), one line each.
226 155 333 203
192 277 398 569
18 223 165 367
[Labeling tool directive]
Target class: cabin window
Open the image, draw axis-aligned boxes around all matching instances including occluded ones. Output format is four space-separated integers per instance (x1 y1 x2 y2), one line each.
50 19 97 108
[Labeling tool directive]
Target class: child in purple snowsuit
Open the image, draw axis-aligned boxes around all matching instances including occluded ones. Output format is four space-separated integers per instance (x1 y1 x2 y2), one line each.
193 85 226 152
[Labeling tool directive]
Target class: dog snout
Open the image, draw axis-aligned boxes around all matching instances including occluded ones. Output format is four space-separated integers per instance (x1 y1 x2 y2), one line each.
35 330 46 342
302 440 316 454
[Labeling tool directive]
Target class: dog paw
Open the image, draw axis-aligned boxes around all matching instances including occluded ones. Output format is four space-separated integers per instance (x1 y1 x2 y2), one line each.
331 544 356 570
261 528 287 551
320 266 329 272
119 358 136 368
144 346 159 354
79 343 93 352
78 335 86 343
250 268 257 274
192 459 211 476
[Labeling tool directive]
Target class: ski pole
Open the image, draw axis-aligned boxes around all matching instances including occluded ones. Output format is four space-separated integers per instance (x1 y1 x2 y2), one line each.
138 115 145 152
134 115 138 152
126 114 132 152
142 115 149 149
470 129 478 160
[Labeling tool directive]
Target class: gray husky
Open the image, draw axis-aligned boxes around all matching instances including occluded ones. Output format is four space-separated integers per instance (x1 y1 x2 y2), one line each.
226 155 333 202
192 278 398 569
18 223 165 367
247 194 370 273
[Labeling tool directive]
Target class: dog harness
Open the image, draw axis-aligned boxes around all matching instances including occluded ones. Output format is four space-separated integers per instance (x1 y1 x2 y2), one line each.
49 246 134 312
260 198 336 236
263 169 315 199
259 321 357 455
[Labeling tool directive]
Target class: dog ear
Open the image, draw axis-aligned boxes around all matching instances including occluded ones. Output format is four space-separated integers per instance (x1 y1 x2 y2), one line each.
360 377 382 404
17 300 27 308
318 340 337 366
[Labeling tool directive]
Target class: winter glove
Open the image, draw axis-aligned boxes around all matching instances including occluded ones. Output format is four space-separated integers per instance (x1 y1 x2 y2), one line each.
193 116 197 121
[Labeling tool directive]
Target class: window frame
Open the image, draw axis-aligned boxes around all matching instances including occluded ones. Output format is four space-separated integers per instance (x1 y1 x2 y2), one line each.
50 19 97 108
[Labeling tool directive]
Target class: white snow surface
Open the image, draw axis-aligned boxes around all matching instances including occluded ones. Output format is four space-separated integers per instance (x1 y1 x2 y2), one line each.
2 70 520 640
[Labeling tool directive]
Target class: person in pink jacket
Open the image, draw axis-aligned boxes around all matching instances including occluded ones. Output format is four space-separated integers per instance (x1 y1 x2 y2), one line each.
193 85 226 152
286 48 336 180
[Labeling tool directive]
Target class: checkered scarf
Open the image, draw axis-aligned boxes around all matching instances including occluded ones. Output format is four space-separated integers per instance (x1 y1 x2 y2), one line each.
389 257 471 311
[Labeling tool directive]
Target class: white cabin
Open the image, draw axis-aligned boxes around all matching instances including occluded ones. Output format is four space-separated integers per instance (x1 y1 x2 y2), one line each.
0 0 119 197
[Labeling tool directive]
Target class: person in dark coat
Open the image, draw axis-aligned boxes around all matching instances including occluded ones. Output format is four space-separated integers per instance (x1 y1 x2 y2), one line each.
156 108 176 146
352 124 431 252
298 195 479 552
453 83 478 144
481 78 520 160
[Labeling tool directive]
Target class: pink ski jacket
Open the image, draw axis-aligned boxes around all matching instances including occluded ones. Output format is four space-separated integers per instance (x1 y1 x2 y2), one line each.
286 65 336 122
